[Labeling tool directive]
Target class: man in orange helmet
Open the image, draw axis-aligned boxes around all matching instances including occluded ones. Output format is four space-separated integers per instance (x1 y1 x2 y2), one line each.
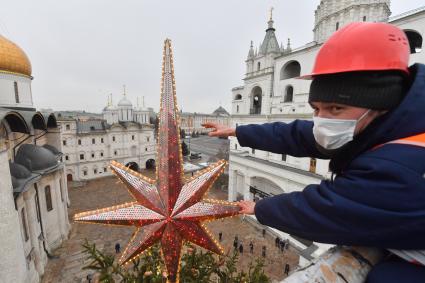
203 22 425 282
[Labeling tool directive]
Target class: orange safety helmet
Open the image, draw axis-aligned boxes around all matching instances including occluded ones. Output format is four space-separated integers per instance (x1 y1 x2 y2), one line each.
300 22 410 79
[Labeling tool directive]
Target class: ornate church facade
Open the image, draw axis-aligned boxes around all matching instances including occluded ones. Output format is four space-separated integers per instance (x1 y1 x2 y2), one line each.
229 0 425 261
0 35 70 282
58 93 156 181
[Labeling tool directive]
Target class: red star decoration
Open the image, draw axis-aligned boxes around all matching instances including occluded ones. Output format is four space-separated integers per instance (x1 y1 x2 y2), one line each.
74 39 240 283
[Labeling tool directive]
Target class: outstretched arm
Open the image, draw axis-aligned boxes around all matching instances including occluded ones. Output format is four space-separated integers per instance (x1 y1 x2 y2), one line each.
246 156 425 249
236 120 326 158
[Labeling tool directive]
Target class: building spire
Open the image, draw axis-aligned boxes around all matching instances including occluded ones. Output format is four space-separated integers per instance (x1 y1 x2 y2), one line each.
110 93 113 106
123 84 126 96
269 7 274 21
247 40 255 59
286 38 292 52
142 96 145 108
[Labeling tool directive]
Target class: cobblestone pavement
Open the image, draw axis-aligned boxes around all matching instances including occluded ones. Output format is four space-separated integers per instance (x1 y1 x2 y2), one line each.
42 171 299 282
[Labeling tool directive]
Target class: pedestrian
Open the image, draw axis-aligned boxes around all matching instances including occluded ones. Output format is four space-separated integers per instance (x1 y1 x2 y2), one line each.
115 242 121 254
86 273 93 283
233 238 238 250
262 246 266 258
284 264 290 276
239 243 244 254
280 240 285 252
275 237 280 247
219 231 223 242
204 22 425 282
249 241 254 254
262 228 266 237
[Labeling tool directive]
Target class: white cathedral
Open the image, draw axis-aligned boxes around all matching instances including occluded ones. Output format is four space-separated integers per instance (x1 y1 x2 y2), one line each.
228 0 425 262
0 35 70 282
58 92 156 182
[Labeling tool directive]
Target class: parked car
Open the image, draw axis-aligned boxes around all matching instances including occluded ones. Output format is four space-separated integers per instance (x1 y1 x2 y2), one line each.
189 152 202 160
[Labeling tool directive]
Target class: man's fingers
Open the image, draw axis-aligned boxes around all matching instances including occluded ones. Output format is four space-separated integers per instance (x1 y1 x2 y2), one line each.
202 122 216 128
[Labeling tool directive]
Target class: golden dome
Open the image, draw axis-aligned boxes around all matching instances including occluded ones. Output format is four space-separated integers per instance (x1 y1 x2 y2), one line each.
0 35 32 77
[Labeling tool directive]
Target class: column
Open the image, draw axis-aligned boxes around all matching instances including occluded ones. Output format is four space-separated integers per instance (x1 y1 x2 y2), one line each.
244 175 253 200
228 170 237 202
0 149 27 282
23 189 44 275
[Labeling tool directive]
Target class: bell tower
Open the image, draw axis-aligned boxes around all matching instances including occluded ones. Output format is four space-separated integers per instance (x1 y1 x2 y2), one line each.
313 0 391 43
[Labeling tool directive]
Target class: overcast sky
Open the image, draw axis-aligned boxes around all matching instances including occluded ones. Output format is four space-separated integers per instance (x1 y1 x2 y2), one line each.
0 1 423 114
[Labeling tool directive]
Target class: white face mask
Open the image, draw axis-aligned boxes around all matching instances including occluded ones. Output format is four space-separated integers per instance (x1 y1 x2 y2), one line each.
313 110 370 150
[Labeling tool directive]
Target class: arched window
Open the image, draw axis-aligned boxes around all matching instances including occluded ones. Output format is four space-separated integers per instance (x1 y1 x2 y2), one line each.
257 62 261 71
45 185 53 211
404 30 423 54
21 208 29 241
236 105 239 113
14 81 19 103
280 61 301 80
251 86 262 114
234 94 242 100
336 22 339 31
284 86 294 103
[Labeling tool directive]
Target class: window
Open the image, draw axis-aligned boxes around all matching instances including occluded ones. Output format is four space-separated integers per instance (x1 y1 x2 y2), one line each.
236 105 239 113
257 62 261 71
83 170 87 176
34 185 40 223
336 22 339 31
114 150 117 156
147 137 150 142
21 208 29 241
92 138 95 144
145 147 148 152
14 81 19 103
45 185 53 211
132 135 135 141
404 30 423 54
65 155 69 161
234 94 242 100
62 140 67 146
94 168 97 174
90 126 95 131
284 86 294 103
91 153 95 158
66 124 70 130
78 139 81 145
310 158 317 173
280 61 301 80
251 149 255 154
104 167 107 172
100 152 104 157
113 136 116 142
282 154 286 161
234 144 238 150
80 154 85 160
363 16 367 22
59 178 64 202
101 138 104 143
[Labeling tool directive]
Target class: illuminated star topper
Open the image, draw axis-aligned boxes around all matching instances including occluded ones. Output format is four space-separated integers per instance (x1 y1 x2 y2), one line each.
74 39 240 283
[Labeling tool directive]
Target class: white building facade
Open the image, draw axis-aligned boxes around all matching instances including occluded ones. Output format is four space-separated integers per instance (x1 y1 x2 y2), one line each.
229 0 425 260
180 106 231 135
0 35 70 282
58 95 156 181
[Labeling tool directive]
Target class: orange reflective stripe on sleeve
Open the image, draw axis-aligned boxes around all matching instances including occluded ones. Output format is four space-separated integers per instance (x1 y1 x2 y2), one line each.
385 133 425 148
372 133 425 150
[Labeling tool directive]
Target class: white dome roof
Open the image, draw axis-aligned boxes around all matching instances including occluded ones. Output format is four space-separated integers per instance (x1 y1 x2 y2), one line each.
118 96 132 107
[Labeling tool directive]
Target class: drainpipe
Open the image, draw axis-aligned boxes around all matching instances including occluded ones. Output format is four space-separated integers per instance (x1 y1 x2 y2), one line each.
34 184 54 259
13 134 32 157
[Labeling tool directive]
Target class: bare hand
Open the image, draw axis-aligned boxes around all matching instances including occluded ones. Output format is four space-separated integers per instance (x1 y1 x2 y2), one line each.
201 122 236 138
238 200 255 215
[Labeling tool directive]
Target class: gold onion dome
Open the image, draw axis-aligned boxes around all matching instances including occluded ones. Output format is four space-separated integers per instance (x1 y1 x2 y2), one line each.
0 35 32 77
